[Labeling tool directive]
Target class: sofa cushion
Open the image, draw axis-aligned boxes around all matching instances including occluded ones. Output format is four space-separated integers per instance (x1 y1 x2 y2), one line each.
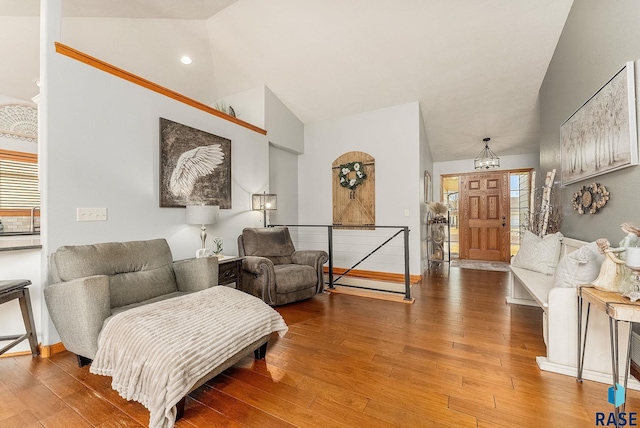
511 231 563 276
273 264 318 293
242 227 296 265
108 290 189 317
51 239 178 308
553 241 605 288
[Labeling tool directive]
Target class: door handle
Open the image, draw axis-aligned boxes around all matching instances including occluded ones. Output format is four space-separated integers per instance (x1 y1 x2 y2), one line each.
502 216 506 227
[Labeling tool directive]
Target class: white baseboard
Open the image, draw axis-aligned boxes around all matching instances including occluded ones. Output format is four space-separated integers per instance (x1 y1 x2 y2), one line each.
506 297 540 307
536 356 640 391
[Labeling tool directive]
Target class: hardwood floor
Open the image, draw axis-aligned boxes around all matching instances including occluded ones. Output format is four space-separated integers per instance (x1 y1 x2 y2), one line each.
1 267 637 427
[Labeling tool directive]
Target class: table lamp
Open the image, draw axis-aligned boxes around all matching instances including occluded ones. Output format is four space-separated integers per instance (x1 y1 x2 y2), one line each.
186 204 219 258
251 192 277 226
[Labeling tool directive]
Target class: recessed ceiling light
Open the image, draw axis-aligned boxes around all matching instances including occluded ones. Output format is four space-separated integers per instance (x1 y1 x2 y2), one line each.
180 56 192 65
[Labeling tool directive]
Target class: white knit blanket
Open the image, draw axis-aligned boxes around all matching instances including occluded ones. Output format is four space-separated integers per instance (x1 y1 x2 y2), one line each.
89 286 288 428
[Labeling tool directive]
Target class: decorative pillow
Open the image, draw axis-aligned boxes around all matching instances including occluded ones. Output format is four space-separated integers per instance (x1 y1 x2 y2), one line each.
553 241 605 288
511 231 564 275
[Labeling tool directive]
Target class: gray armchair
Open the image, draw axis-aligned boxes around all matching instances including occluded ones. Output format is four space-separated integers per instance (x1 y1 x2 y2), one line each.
44 239 219 363
237 227 328 305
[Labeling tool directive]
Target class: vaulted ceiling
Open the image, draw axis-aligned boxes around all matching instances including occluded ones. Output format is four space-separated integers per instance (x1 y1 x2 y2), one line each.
0 0 574 161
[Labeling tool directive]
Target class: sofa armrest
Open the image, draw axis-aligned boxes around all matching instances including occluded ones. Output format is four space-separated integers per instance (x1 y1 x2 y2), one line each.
291 250 329 268
292 250 328 293
241 256 274 275
240 256 277 305
43 275 111 360
173 257 219 292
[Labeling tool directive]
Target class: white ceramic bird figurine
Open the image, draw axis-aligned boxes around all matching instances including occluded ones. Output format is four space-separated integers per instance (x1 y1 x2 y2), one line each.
169 145 224 198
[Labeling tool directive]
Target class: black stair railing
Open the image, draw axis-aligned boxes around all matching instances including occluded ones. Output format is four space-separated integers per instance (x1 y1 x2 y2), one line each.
270 224 412 301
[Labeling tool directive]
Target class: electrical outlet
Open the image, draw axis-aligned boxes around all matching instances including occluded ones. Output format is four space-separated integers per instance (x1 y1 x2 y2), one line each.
77 208 107 222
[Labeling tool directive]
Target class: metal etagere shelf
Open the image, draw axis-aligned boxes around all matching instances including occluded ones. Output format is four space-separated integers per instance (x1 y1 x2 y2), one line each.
427 211 450 271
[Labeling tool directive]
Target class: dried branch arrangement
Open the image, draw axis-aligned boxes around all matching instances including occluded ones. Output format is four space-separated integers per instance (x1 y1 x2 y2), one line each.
523 186 563 236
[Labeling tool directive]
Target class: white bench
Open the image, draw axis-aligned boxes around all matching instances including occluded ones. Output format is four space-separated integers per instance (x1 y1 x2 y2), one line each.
507 237 640 389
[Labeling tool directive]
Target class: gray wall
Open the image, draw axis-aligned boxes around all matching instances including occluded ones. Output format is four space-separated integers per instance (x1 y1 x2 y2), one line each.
540 0 640 242
269 144 299 228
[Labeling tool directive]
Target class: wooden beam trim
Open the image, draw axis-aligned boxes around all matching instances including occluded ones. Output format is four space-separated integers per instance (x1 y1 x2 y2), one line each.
0 210 40 216
324 266 421 284
0 149 37 163
39 342 66 358
54 42 267 136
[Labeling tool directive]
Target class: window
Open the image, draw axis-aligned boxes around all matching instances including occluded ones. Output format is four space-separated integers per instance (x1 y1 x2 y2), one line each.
0 149 40 215
509 170 532 256
441 175 459 258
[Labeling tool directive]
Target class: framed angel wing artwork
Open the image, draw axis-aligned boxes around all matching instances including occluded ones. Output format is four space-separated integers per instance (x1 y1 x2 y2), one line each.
159 118 232 208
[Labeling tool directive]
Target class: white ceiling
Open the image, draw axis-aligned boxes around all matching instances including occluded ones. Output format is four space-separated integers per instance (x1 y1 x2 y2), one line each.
0 0 574 162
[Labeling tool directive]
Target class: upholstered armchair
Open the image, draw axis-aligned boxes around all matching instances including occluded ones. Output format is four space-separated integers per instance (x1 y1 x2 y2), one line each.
237 227 328 305
45 239 219 363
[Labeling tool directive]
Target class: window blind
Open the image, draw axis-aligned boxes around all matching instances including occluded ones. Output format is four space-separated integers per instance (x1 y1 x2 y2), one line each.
0 150 40 209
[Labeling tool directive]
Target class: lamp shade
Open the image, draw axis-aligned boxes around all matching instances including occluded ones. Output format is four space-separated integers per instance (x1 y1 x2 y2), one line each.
252 193 277 211
186 204 219 225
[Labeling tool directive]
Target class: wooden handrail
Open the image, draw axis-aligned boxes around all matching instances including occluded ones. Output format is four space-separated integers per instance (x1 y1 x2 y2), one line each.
54 42 267 136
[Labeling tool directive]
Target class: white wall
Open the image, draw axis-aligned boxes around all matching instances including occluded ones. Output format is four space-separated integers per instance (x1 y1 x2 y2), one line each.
220 86 304 155
418 109 434 274
265 87 304 154
0 135 37 154
221 85 304 230
269 144 298 228
218 86 265 130
433 152 540 202
39 1 269 346
299 102 422 275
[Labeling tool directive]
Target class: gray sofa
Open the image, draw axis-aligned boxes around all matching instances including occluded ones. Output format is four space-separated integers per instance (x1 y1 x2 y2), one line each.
237 227 329 305
45 239 238 363
44 238 283 422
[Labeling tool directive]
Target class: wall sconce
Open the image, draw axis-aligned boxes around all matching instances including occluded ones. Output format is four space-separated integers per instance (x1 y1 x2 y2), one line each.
252 192 277 226
186 204 219 258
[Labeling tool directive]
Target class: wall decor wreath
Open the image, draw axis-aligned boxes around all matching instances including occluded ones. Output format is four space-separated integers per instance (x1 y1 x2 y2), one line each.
571 182 610 214
339 161 367 190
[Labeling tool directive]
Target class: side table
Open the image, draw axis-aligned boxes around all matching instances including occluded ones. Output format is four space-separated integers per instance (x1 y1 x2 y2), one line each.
0 279 39 357
577 285 640 425
218 256 243 289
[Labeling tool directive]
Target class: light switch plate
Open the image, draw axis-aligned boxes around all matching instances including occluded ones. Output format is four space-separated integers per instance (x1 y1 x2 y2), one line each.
77 208 107 221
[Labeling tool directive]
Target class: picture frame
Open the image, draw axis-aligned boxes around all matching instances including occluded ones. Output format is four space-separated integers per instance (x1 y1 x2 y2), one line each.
159 118 232 208
560 61 638 185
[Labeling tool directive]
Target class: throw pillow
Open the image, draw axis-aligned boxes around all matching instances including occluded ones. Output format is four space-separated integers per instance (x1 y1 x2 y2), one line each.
553 241 605 288
511 231 564 276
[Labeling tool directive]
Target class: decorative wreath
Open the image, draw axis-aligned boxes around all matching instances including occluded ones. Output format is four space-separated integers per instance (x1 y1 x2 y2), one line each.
339 161 367 190
571 182 610 214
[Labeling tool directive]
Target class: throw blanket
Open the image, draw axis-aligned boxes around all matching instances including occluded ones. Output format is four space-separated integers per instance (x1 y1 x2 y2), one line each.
90 286 288 428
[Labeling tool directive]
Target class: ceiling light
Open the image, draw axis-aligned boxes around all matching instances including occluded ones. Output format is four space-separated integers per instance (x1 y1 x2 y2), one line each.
180 56 192 65
474 137 500 170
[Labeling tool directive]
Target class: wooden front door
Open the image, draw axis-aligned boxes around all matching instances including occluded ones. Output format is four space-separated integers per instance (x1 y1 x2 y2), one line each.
459 171 510 262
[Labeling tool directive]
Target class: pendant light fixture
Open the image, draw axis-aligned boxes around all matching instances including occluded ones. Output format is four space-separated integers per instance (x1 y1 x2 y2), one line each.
474 137 500 170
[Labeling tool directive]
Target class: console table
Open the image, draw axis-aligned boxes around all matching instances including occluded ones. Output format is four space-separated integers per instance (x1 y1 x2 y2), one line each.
577 285 640 421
